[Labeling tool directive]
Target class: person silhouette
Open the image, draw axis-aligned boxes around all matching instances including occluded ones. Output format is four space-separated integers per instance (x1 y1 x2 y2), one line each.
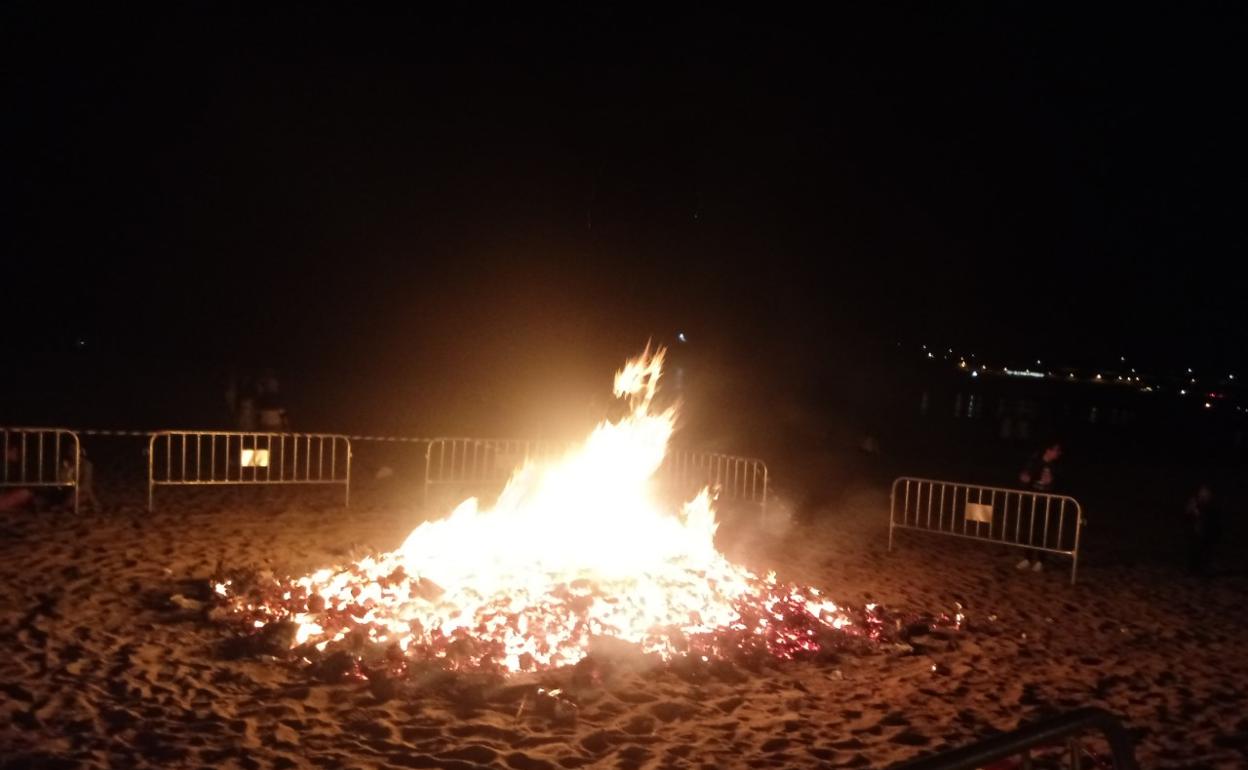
1015 441 1063 573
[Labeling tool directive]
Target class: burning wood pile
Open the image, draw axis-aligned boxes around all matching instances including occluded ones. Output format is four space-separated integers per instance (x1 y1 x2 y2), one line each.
210 348 932 683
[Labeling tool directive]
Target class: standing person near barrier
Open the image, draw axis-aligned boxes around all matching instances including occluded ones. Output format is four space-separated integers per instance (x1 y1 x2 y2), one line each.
1182 483 1220 577
224 367 244 427
256 370 289 431
1015 440 1063 572
236 393 258 431
59 444 98 512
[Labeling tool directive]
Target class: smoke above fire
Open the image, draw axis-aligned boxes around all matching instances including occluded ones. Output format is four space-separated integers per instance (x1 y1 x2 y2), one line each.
216 347 859 673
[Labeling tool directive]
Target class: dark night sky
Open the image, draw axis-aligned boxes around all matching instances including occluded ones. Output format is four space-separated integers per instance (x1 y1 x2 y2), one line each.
5 5 1247 429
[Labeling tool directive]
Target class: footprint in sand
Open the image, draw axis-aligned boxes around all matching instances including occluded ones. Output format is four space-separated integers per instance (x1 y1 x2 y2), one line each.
648 700 696 722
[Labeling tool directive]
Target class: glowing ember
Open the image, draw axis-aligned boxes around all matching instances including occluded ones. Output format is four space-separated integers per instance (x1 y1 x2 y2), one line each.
216 347 860 673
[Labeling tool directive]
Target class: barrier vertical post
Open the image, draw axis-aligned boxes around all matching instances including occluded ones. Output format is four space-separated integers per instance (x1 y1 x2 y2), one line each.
71 434 81 514
147 433 157 512
888 481 896 552
344 437 352 508
1070 501 1084 586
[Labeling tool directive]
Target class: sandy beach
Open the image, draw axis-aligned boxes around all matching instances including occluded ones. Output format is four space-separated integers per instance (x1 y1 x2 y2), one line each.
2 479 1246 770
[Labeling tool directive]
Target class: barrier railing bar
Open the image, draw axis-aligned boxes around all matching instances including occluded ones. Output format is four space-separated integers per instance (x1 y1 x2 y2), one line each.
887 707 1137 770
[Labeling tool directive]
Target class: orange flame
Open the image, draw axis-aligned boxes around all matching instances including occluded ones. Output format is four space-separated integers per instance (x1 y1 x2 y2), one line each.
223 348 847 672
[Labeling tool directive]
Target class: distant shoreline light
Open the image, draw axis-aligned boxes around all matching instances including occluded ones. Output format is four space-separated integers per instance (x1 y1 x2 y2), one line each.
1003 368 1045 379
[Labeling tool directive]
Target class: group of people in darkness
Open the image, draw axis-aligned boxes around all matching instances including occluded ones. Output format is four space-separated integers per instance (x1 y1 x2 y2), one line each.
1012 439 1221 577
0 367 293 515
225 368 290 432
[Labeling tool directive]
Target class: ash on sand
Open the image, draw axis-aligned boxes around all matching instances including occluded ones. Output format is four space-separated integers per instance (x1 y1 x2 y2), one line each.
3 487 1248 770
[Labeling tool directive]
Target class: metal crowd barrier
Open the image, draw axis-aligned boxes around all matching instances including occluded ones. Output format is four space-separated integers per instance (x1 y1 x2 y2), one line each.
147 431 352 511
889 707 1138 770
423 437 569 502
1 427 81 513
423 439 771 515
889 476 1085 584
660 450 769 514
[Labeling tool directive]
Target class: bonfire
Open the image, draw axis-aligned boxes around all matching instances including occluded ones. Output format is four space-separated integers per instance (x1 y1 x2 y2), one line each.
214 347 894 677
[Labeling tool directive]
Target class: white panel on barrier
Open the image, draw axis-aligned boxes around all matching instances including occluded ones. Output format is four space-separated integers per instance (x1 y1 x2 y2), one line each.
965 502 994 524
241 448 270 468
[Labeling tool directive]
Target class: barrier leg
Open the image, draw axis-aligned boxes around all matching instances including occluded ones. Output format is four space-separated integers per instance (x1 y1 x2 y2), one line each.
888 490 895 551
344 442 352 508
760 468 769 527
147 434 157 512
1070 508 1084 586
